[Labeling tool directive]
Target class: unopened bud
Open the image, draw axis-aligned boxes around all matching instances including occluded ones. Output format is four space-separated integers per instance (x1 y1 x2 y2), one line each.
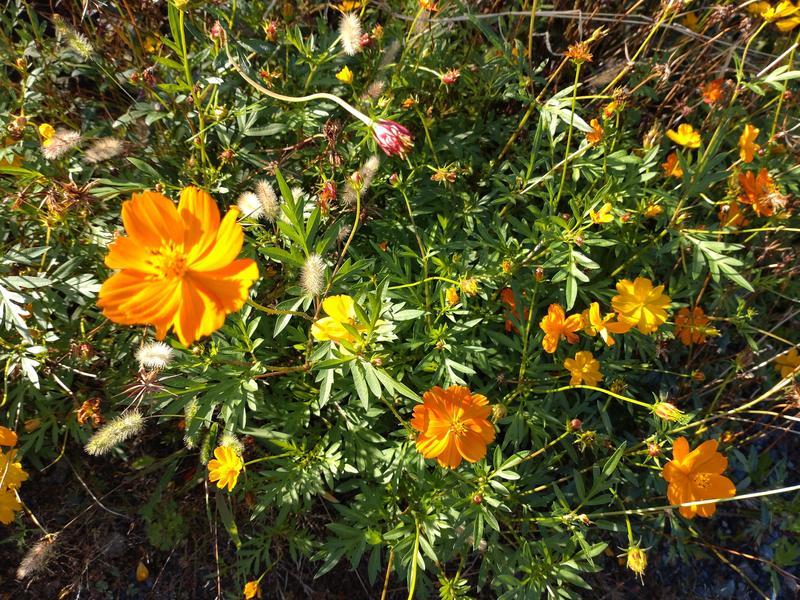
570 418 582 431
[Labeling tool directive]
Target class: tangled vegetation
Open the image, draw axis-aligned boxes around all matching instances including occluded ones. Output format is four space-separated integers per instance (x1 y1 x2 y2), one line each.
2 1 800 598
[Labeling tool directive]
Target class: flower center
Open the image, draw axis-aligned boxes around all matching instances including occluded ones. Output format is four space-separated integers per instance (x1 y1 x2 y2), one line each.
149 243 188 280
449 418 466 436
692 473 712 488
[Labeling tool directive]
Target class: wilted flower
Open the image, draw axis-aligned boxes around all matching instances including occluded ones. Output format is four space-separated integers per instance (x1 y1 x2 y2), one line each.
459 277 479 296
76 397 104 427
644 203 663 218
339 13 363 56
243 580 263 599
625 545 647 580
84 411 145 456
661 437 736 518
371 119 414 159
718 201 750 228
441 68 460 85
411 386 496 469
445 287 460 306
565 41 593 64
135 341 174 370
300 254 326 296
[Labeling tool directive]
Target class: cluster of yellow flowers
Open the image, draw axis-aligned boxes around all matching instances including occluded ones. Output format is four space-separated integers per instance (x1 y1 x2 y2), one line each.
0 426 28 524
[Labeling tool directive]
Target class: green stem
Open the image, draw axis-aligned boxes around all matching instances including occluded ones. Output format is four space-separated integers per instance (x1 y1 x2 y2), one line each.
554 65 581 210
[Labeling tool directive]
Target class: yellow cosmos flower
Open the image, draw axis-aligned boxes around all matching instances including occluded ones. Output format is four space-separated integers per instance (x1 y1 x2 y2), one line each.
611 277 671 334
760 1 798 22
666 123 701 148
582 302 631 346
38 123 56 146
445 287 460 306
0 448 28 491
661 437 736 519
311 295 366 344
0 488 23 525
738 123 760 163
563 350 603 386
644 203 663 218
243 580 262 599
207 446 244 492
775 347 800 378
335 65 353 83
590 202 613 224
97 187 259 347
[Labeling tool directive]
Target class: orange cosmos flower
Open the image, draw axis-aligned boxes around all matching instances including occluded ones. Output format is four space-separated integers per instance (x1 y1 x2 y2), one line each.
701 79 724 105
674 306 713 346
661 437 736 519
611 277 671 334
539 303 583 353
666 123 701 149
411 386 495 469
661 152 683 178
738 124 760 163
563 350 603 386
775 348 800 378
717 201 750 228
581 302 631 346
738 168 778 217
97 188 259 347
500 288 529 333
586 118 604 145
0 426 17 447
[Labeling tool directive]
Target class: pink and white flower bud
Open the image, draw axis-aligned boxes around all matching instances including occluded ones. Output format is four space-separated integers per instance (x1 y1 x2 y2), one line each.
371 119 413 159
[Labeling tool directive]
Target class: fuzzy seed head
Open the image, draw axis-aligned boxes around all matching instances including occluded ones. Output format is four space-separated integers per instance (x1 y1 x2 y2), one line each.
135 341 173 370
300 254 326 296
219 432 244 455
84 411 145 456
339 13 363 56
16 535 56 580
237 191 264 219
255 179 280 221
41 129 81 160
84 138 125 164
183 398 200 450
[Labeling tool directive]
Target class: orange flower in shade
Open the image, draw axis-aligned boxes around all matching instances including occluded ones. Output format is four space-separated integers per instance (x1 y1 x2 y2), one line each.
411 386 495 469
701 79 724 105
738 124 760 163
717 201 750 228
611 277 671 334
586 118 604 145
500 288 529 333
674 306 715 346
97 188 259 347
0 426 17 447
775 348 800 378
666 124 701 148
208 446 244 492
581 302 632 346
661 152 683 178
563 351 603 386
661 437 736 519
738 168 779 217
539 304 583 353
